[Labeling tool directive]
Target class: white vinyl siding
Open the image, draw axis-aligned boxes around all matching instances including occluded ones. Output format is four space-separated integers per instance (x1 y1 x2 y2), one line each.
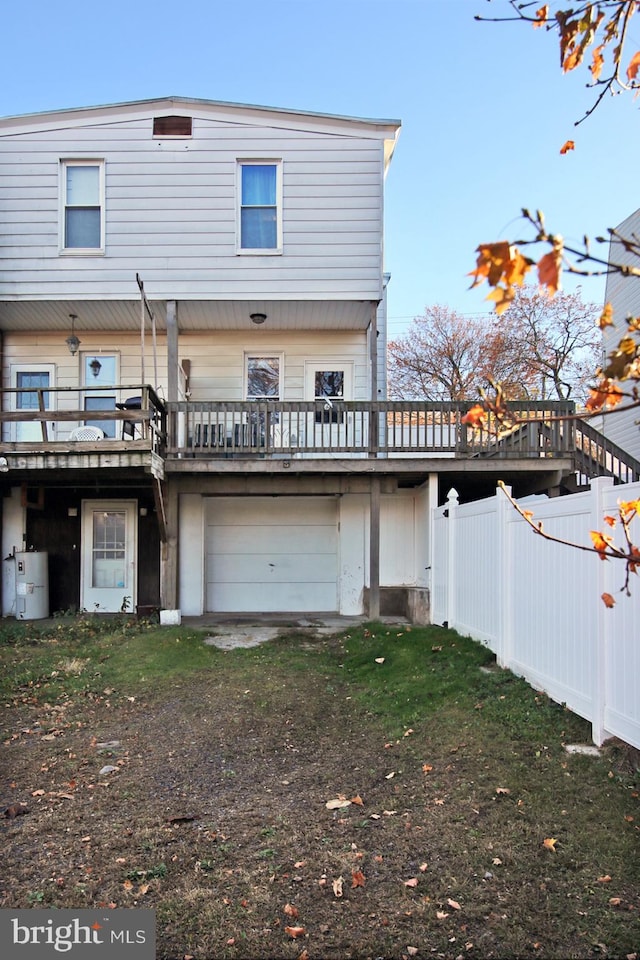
602 208 640 460
177 330 369 402
0 103 393 302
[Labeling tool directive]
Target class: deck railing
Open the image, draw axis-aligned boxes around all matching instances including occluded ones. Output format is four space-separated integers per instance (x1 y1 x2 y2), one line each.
3 391 638 485
166 399 578 459
0 385 166 457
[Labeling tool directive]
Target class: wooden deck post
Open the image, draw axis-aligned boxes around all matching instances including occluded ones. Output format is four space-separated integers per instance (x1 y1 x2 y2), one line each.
160 479 179 610
167 300 179 401
369 475 380 619
160 299 180 613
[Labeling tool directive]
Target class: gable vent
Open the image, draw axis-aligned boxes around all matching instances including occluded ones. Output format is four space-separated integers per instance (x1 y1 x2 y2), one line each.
153 115 192 137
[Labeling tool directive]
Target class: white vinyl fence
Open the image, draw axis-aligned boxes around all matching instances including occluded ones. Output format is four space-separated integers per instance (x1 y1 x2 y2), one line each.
431 477 640 749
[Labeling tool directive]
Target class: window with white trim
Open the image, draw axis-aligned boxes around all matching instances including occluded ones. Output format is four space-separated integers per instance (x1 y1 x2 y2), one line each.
246 356 281 399
238 161 282 252
61 160 104 252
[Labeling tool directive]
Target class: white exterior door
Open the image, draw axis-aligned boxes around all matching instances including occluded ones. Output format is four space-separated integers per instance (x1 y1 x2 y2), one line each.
304 362 354 450
205 496 338 612
81 501 137 612
10 365 56 441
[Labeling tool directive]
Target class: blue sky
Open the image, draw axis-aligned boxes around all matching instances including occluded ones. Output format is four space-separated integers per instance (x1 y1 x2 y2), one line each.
2 0 638 336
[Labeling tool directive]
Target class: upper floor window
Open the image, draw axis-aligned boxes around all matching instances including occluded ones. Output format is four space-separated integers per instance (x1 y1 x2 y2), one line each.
238 161 282 253
61 160 104 252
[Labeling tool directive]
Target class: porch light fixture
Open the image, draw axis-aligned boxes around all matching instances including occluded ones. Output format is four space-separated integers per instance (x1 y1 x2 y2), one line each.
250 313 267 325
89 358 102 378
66 314 81 356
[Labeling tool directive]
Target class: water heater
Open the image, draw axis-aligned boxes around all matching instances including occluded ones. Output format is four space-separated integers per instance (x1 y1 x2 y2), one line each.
15 551 49 620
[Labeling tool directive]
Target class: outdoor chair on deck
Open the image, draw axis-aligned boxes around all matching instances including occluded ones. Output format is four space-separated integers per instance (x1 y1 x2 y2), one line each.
69 426 104 441
116 396 142 439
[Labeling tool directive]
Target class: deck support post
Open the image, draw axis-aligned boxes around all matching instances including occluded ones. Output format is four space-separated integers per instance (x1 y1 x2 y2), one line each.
160 480 179 611
369 475 380 619
167 301 179 401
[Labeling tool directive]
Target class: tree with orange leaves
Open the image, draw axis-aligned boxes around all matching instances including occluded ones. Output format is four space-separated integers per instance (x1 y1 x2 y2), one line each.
470 2 640 603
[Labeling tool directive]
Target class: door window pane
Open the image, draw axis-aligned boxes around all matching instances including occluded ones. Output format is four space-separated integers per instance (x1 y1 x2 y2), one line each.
16 372 50 409
314 371 344 400
83 356 116 436
92 511 126 589
314 370 345 424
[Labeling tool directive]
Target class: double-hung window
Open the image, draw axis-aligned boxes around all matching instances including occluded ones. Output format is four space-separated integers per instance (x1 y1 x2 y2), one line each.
238 161 282 253
61 160 104 252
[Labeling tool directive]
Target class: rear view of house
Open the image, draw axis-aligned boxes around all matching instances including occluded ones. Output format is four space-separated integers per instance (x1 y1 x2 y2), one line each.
1 96 623 622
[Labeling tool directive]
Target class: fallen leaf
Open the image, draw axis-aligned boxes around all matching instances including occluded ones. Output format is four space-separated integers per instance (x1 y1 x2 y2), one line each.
385 772 395 780
543 838 558 852
403 728 414 737
325 798 351 810
332 877 344 898
351 869 366 888
597 875 612 883
447 898 461 910
123 880 134 891
422 764 433 774
138 883 150 895
609 897 622 907
496 787 511 795
31 789 45 797
284 903 299 919
420 862 428 872
436 910 449 920
374 657 385 664
407 948 419 957
350 795 364 806
404 878 419 888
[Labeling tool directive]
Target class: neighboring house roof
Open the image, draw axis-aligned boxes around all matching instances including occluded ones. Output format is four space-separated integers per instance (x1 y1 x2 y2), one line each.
0 95 402 170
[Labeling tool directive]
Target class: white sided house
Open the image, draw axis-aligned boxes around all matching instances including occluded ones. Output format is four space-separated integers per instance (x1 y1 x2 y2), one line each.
601 207 640 461
0 96 634 622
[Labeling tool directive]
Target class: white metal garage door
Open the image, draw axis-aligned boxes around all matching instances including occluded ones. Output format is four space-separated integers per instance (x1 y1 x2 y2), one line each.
205 497 338 612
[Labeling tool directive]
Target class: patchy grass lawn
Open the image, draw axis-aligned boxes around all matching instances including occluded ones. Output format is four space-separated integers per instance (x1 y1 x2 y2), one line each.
0 616 638 960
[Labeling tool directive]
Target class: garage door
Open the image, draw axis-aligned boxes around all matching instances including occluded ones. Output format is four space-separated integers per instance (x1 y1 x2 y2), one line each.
205 497 338 612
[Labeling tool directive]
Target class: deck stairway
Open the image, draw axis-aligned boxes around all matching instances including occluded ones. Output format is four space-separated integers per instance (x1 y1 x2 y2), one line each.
566 418 640 491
